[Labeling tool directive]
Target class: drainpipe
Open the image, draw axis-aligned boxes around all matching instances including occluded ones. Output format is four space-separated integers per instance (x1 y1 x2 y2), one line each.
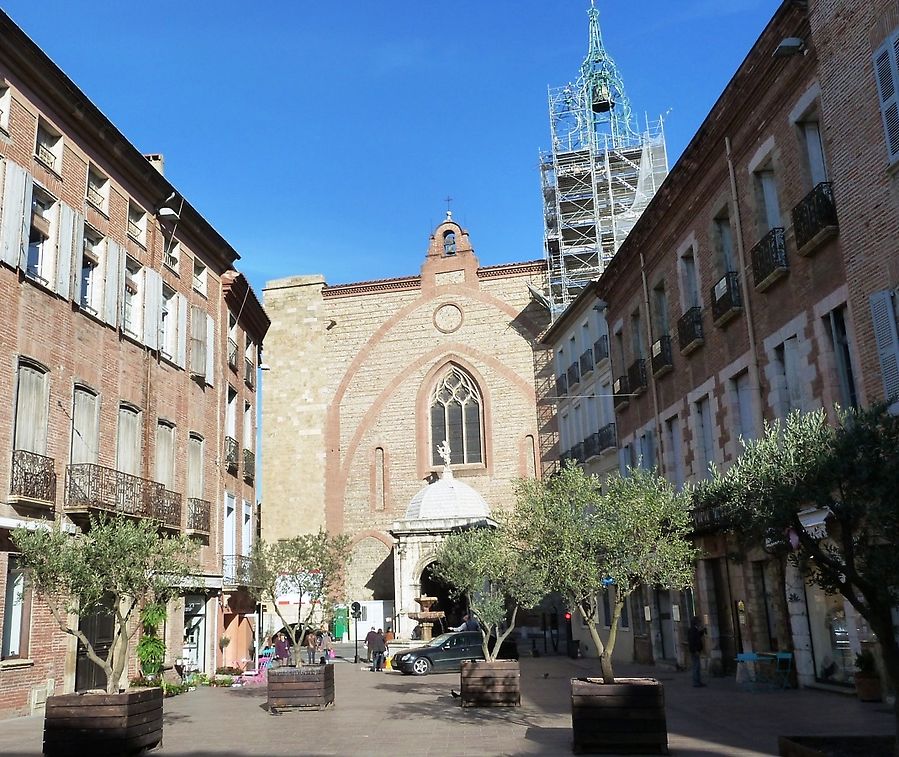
725 137 764 434
639 252 666 476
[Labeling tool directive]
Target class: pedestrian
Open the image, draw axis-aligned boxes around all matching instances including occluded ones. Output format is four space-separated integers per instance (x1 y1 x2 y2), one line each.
688 616 707 687
452 613 479 632
304 629 318 665
369 628 387 672
317 628 332 664
364 626 379 663
274 632 291 667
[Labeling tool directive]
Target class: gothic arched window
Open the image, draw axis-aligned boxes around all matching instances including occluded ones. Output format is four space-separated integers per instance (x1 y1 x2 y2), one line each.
430 367 482 466
443 230 456 256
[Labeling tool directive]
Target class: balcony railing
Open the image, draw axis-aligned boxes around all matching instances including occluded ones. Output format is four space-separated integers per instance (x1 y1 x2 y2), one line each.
556 373 568 398
792 181 838 255
244 357 255 389
613 376 630 410
627 359 648 396
186 498 211 536
692 502 727 535
225 436 239 473
593 335 609 365
65 463 178 526
750 227 788 292
567 361 581 389
228 338 238 370
223 555 258 587
597 422 617 453
155 489 183 530
579 349 595 377
677 307 704 355
243 449 255 483
127 219 142 239
86 184 104 208
37 142 56 168
584 433 600 460
650 335 673 378
10 450 57 506
711 272 742 326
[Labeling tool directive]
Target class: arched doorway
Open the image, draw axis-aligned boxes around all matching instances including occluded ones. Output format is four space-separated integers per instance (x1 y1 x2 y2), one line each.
420 562 466 634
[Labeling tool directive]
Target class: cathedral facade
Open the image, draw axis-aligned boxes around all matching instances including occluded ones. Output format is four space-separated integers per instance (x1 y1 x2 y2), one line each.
261 216 551 633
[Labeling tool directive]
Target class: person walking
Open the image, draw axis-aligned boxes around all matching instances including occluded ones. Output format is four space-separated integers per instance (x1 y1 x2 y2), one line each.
688 616 707 687
369 629 387 672
304 629 318 665
274 632 291 667
364 626 378 663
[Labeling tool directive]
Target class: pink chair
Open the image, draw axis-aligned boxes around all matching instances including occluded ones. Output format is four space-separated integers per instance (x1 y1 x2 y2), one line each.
235 653 274 686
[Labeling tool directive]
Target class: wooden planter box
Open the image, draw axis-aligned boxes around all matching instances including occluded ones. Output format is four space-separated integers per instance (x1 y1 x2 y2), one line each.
778 735 893 757
267 664 334 713
571 677 667 755
43 687 163 756
460 660 520 707
854 674 882 702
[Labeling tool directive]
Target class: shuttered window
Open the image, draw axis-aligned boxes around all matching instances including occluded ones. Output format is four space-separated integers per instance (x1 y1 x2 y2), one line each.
188 434 204 499
155 421 175 489
14 363 49 455
870 290 899 403
190 306 206 376
116 405 141 476
873 31 899 164
71 386 99 464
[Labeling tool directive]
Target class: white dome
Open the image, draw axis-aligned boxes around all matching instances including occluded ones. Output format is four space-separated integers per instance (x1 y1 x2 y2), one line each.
404 468 490 521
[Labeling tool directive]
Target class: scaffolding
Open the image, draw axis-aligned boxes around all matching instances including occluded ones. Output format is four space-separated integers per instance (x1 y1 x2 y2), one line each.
540 2 668 319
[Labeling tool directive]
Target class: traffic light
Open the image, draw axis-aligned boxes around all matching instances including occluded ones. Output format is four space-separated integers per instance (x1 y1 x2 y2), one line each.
564 611 572 621
351 601 361 619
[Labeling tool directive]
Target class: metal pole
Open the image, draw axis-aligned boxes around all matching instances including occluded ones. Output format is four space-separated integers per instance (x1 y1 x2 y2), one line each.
354 614 359 664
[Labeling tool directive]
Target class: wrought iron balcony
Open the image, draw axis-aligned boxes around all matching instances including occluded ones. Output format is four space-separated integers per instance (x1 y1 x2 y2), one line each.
579 348 595 377
677 307 704 355
37 142 56 168
692 502 727 535
792 182 838 256
597 422 617 453
711 272 742 327
650 335 673 378
243 449 255 483
556 373 568 398
154 489 182 530
10 449 57 506
223 554 259 587
244 357 255 389
127 219 142 240
593 335 609 365
228 338 238 370
627 359 648 396
750 227 788 292
584 433 600 460
613 376 630 410
86 184 104 208
567 361 581 389
225 436 239 474
186 497 211 536
65 463 178 527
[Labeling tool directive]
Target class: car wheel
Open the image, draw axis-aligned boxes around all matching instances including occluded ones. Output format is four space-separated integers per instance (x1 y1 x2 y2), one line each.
411 657 432 676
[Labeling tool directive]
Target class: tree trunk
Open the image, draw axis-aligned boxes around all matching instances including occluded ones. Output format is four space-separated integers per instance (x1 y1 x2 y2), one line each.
864 605 899 757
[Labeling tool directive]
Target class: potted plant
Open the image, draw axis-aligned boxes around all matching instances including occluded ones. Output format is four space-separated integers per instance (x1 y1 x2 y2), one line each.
433 526 546 707
248 530 350 712
854 650 882 702
12 515 197 756
514 463 697 754
136 603 167 680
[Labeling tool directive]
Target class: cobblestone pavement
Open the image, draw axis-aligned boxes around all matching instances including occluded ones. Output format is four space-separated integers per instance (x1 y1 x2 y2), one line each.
0 654 892 756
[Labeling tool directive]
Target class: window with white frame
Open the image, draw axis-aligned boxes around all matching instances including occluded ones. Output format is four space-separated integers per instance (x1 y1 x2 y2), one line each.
155 420 175 490
160 284 177 359
429 366 483 466
14 361 49 456
730 370 755 445
127 203 147 245
243 401 253 452
773 336 803 418
873 30 899 164
71 385 99 465
2 556 30 660
27 187 58 284
693 395 714 480
35 120 62 172
0 83 11 133
122 256 143 337
188 434 204 499
116 404 142 476
630 309 644 359
800 120 828 187
226 385 237 440
713 210 736 275
79 226 103 314
823 306 858 409
241 500 253 557
192 257 208 295
652 282 669 337
86 166 110 213
679 246 701 310
637 430 655 470
753 166 782 235
664 415 685 489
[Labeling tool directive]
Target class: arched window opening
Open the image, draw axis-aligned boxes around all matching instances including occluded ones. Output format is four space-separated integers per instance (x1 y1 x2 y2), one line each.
430 367 482 466
443 230 456 256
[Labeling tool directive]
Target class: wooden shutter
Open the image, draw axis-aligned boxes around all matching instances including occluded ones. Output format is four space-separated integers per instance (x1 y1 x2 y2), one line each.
55 204 81 299
71 387 99 464
870 290 899 402
204 313 215 386
874 34 899 163
14 364 49 454
783 336 804 412
187 435 203 499
155 422 175 489
103 240 121 326
190 306 206 377
142 268 162 350
116 406 141 476
0 163 30 269
175 293 188 369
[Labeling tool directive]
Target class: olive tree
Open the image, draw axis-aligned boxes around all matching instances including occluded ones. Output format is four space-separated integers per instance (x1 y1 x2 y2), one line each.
249 530 351 661
432 526 546 661
696 405 899 744
514 463 697 682
12 515 198 694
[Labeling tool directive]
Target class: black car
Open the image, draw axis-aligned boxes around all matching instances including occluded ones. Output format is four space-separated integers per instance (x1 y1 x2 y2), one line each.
391 631 518 676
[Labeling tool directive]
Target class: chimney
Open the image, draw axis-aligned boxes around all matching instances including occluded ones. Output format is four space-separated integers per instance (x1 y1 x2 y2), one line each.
144 153 165 176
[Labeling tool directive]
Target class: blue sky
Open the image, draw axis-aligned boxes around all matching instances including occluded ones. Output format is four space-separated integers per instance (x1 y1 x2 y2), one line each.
3 1 781 294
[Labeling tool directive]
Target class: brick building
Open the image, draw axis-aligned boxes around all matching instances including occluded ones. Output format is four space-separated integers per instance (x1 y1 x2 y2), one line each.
0 11 268 718
542 0 899 688
262 215 551 637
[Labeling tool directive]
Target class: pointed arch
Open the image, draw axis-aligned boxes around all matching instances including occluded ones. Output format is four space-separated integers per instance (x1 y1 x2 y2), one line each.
428 364 483 466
